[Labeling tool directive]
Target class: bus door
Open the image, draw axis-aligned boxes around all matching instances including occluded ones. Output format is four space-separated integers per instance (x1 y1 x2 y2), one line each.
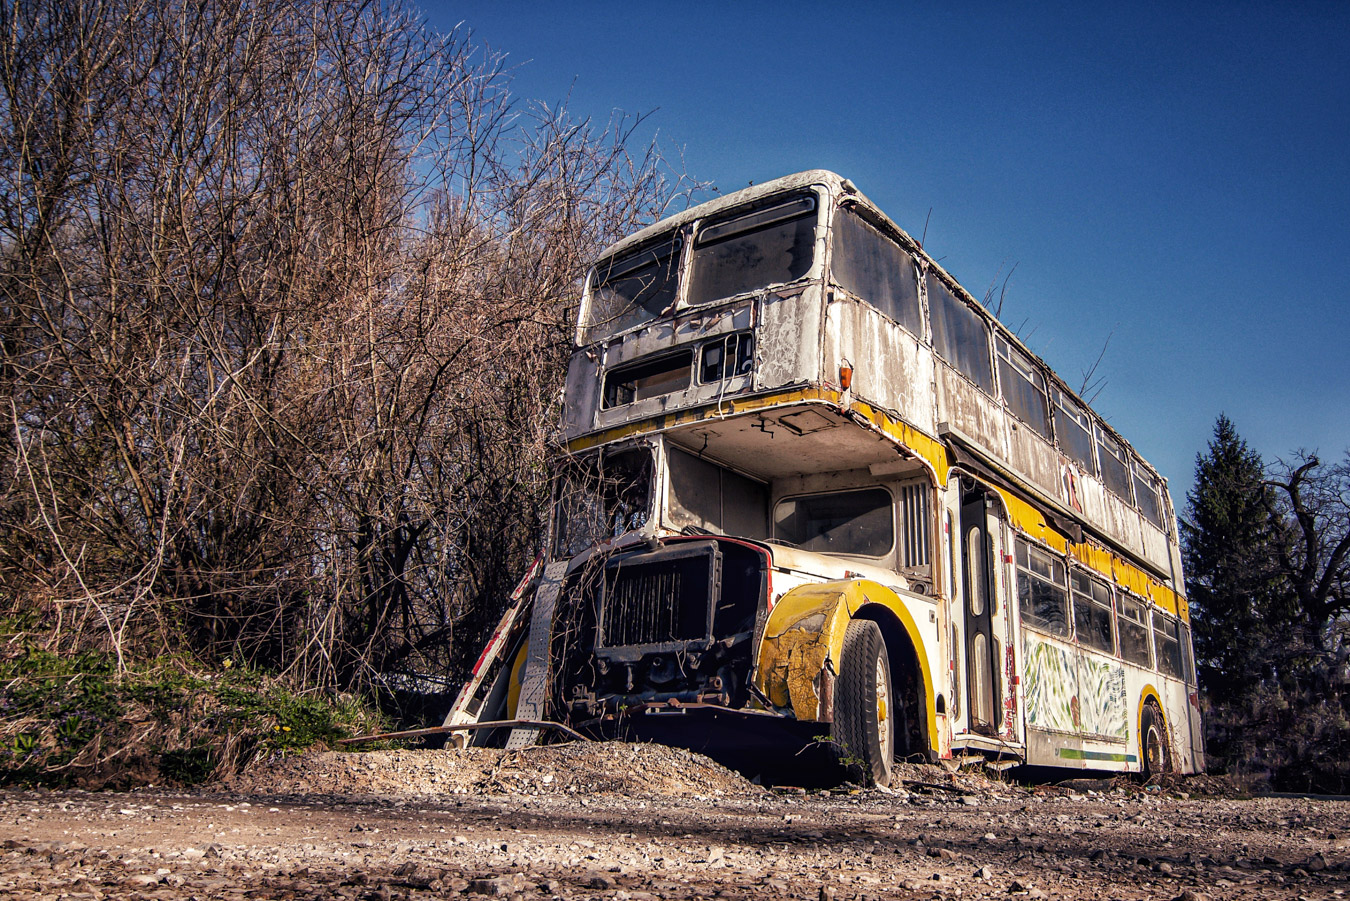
960 483 1001 736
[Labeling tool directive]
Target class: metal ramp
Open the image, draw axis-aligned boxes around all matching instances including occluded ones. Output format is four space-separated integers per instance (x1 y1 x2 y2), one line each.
504 559 570 749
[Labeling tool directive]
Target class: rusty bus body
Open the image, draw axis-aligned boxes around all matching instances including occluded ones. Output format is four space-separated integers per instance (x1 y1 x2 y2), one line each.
446 171 1203 785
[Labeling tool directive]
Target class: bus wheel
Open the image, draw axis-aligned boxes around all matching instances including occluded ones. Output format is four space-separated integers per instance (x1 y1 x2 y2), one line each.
833 619 894 787
1140 702 1170 781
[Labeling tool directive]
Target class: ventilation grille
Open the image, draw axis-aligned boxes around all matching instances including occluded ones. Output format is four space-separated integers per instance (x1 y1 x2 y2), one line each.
900 483 931 568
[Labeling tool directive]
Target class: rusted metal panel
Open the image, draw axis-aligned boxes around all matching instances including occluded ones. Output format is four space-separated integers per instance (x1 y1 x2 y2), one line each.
1006 423 1061 502
935 366 1007 461
826 297 937 435
1100 488 1145 560
756 287 823 390
1138 519 1173 576
562 351 601 441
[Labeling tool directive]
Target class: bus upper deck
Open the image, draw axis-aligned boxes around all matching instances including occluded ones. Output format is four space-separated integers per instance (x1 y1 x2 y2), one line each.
563 170 1181 596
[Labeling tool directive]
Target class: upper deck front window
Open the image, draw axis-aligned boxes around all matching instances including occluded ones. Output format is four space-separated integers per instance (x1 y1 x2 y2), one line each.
687 195 817 306
582 235 682 344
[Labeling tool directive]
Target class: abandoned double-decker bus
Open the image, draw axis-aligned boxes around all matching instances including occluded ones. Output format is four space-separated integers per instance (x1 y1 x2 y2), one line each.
446 170 1203 785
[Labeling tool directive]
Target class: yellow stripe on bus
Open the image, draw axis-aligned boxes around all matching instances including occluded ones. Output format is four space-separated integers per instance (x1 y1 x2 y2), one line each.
995 488 1184 620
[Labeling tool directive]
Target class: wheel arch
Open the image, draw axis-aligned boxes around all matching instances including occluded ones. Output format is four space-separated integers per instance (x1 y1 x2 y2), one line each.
1137 683 1167 770
753 578 936 756
1137 684 1164 733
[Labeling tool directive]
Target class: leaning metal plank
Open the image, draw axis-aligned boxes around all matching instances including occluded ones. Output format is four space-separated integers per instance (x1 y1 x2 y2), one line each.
505 559 570 749
443 556 543 730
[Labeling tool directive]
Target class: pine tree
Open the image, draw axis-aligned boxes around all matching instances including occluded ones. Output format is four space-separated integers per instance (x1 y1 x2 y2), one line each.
1181 415 1293 705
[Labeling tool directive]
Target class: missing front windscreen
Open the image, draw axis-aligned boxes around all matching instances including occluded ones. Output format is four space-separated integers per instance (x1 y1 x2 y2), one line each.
553 447 654 558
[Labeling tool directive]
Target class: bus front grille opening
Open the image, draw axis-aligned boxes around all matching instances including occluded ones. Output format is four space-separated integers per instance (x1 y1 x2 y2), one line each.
598 543 722 649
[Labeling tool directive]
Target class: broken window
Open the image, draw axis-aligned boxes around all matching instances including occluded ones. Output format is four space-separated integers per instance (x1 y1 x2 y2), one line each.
1053 388 1096 472
1016 539 1068 638
553 447 654 558
927 272 994 395
1071 570 1115 654
666 447 769 539
582 234 682 343
773 487 893 558
687 195 816 306
699 332 755 384
602 350 693 407
1117 595 1152 668
996 336 1051 439
1095 425 1133 501
831 208 923 336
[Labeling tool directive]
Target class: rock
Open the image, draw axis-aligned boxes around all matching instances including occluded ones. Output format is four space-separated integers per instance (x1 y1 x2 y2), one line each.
588 874 616 890
975 866 994 880
1172 892 1210 901
467 875 524 896
1306 852 1328 872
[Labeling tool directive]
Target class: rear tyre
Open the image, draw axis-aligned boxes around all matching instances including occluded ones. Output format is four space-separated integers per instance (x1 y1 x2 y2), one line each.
833 619 894 787
1139 702 1170 781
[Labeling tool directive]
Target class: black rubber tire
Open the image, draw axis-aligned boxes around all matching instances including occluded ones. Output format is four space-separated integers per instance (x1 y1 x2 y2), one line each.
1139 702 1170 781
833 619 894 787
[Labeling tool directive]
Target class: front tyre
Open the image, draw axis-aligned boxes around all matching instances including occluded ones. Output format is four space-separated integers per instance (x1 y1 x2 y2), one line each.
833 619 893 787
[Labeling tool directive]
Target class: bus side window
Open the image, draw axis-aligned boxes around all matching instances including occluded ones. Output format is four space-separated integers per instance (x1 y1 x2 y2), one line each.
1133 460 1165 529
1179 622 1197 686
831 209 923 337
1015 539 1068 638
1053 389 1096 472
926 272 995 395
1153 612 1184 679
996 336 1052 439
1095 424 1133 501
1117 595 1153 668
1071 571 1115 654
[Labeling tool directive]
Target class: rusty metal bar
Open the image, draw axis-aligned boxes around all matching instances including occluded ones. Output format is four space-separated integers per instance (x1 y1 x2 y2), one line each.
338 718 591 746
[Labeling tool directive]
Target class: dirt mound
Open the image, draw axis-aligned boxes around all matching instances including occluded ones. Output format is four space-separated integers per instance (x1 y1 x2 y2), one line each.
225 741 762 800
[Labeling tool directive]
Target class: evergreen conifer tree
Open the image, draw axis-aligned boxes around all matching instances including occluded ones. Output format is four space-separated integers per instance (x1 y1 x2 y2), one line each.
1181 415 1292 704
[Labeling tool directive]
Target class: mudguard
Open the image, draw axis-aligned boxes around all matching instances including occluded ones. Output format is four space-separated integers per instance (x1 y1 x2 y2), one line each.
752 579 936 743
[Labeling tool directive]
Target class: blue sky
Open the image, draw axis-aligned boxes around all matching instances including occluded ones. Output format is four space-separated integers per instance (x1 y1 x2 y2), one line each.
424 1 1350 501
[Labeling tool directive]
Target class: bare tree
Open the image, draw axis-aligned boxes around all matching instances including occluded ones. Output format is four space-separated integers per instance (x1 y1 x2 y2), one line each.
1266 452 1350 636
0 0 694 691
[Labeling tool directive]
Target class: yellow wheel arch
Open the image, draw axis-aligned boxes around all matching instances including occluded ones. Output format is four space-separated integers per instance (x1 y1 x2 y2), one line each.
753 579 936 747
1137 684 1163 737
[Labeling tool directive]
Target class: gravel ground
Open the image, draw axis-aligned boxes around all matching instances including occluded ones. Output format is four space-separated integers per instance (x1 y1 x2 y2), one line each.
3 743 1348 901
